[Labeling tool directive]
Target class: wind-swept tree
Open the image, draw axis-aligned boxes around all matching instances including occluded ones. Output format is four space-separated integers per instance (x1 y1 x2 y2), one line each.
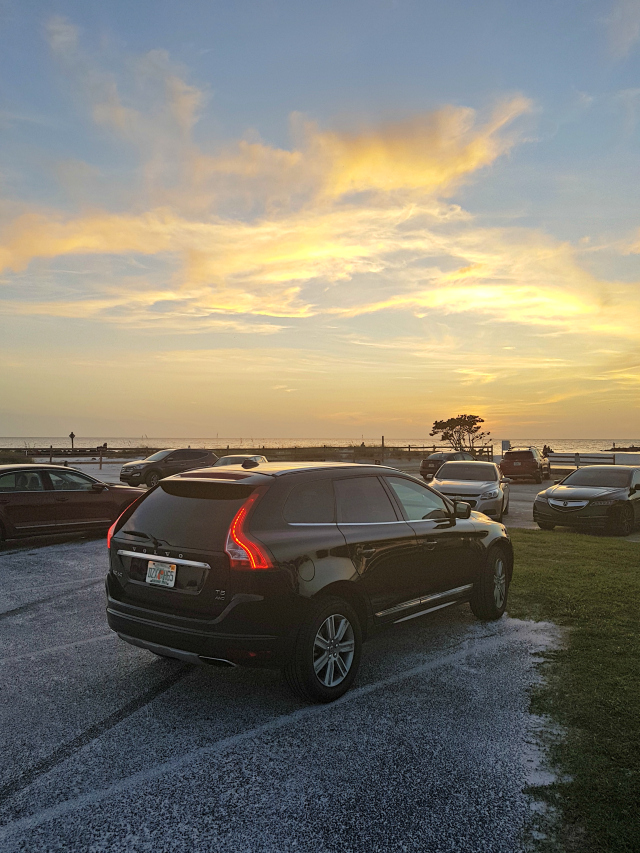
430 414 490 452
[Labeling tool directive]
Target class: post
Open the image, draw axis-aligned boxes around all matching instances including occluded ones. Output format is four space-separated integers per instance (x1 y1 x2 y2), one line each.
49 445 53 464
99 446 103 470
575 452 580 469
381 436 385 463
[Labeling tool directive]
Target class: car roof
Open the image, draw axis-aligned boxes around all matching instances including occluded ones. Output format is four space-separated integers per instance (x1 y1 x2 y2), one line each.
439 460 496 466
0 463 94 473
176 461 412 481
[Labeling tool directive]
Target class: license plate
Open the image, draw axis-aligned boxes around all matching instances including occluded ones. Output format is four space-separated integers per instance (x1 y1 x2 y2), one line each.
513 461 521 466
146 560 177 588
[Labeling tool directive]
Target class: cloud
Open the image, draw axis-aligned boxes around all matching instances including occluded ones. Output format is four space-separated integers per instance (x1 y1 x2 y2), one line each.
606 0 640 58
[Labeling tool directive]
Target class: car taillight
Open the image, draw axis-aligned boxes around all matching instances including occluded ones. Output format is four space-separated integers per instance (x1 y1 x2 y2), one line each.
107 519 117 550
225 491 273 571
107 501 136 550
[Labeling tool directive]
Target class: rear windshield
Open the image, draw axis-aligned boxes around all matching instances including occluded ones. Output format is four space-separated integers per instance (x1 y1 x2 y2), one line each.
503 451 534 460
120 481 254 551
561 468 631 488
436 462 498 481
214 457 252 466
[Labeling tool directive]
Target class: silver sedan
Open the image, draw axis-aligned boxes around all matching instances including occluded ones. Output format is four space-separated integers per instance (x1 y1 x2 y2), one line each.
431 461 510 522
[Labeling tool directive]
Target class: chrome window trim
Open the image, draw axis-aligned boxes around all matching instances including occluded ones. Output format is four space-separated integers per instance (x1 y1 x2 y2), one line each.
375 583 473 618
116 550 210 569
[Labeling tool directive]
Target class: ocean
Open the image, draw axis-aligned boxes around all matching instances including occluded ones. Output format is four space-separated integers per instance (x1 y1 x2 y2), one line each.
2 436 638 453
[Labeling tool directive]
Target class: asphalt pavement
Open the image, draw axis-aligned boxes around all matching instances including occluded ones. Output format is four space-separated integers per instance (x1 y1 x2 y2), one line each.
0 535 560 852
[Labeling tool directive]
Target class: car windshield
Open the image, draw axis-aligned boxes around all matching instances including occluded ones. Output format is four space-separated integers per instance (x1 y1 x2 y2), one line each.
561 468 631 488
504 451 533 460
436 462 498 482
427 453 446 460
144 450 173 462
214 456 253 466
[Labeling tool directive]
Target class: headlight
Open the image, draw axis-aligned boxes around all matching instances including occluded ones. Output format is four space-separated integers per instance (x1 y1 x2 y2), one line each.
127 465 143 471
480 489 499 500
591 499 615 506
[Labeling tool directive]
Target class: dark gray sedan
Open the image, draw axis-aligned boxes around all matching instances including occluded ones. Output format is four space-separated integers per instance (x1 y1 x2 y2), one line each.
533 465 640 535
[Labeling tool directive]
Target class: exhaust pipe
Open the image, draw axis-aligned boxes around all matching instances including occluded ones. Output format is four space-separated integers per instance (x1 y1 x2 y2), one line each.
198 656 237 668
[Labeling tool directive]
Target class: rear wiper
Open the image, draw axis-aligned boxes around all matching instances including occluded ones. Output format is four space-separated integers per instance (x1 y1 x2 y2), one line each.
122 530 167 549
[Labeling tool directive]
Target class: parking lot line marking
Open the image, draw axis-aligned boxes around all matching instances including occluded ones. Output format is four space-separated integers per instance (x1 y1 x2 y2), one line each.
0 624 549 842
3 577 106 595
0 633 116 665
0 579 103 621
0 665 191 807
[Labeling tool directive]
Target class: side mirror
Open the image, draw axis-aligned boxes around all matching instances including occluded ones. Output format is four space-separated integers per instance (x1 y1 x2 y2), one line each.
502 478 512 484
553 479 562 485
453 500 472 519
91 482 106 492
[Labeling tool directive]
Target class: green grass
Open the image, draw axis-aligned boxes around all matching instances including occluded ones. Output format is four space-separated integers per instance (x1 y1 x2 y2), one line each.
507 529 640 852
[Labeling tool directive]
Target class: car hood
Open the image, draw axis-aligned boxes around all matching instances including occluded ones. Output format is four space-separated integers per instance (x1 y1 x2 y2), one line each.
121 460 147 468
542 485 627 501
432 479 498 494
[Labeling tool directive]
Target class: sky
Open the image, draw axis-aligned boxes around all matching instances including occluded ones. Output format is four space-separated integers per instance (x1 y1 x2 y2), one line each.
1 0 639 439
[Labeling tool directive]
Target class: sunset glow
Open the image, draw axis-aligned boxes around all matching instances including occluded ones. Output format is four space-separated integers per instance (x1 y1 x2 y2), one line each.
1 2 639 437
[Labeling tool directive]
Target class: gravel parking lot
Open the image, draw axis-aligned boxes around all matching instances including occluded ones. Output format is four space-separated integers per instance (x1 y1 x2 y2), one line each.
0 534 560 852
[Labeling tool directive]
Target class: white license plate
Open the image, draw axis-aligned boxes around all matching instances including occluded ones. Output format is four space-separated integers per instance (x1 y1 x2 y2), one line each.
513 461 521 466
146 560 177 588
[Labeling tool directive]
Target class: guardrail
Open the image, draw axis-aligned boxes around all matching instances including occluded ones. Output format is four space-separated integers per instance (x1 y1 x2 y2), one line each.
547 453 615 468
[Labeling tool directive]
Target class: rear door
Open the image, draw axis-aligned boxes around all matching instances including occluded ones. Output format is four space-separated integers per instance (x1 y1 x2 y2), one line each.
46 469 112 528
0 470 57 533
384 475 480 594
335 475 417 618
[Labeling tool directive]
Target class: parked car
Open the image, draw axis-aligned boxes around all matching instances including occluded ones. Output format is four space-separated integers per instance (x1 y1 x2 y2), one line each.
533 465 640 536
420 451 475 480
120 449 218 488
0 464 141 544
500 448 550 483
431 461 510 522
213 455 268 468
106 461 513 703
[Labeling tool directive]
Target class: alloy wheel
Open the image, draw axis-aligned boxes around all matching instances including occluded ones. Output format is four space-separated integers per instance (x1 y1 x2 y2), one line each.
313 614 355 688
493 557 507 608
148 473 159 487
620 505 634 536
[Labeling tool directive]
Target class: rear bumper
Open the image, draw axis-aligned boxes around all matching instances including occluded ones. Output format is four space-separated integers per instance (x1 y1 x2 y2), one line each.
105 575 299 667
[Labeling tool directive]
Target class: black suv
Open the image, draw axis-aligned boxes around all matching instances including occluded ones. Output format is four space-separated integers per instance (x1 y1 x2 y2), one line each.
106 462 513 702
120 449 218 488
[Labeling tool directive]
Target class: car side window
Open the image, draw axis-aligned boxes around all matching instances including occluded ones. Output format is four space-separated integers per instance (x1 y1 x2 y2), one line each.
283 480 335 523
385 477 450 520
334 477 398 524
48 471 95 491
0 471 45 492
632 470 640 488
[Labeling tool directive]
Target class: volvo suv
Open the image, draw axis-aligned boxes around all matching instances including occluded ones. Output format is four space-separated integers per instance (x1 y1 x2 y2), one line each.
106 462 513 702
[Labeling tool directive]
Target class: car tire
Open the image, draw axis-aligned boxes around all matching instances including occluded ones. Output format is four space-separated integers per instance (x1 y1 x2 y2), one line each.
145 470 161 488
606 503 634 537
502 496 509 516
470 546 510 621
283 596 362 703
534 470 543 484
536 521 555 530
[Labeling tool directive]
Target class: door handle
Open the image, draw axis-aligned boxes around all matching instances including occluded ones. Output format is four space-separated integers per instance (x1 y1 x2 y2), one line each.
421 539 437 551
54 496 69 502
359 547 376 557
